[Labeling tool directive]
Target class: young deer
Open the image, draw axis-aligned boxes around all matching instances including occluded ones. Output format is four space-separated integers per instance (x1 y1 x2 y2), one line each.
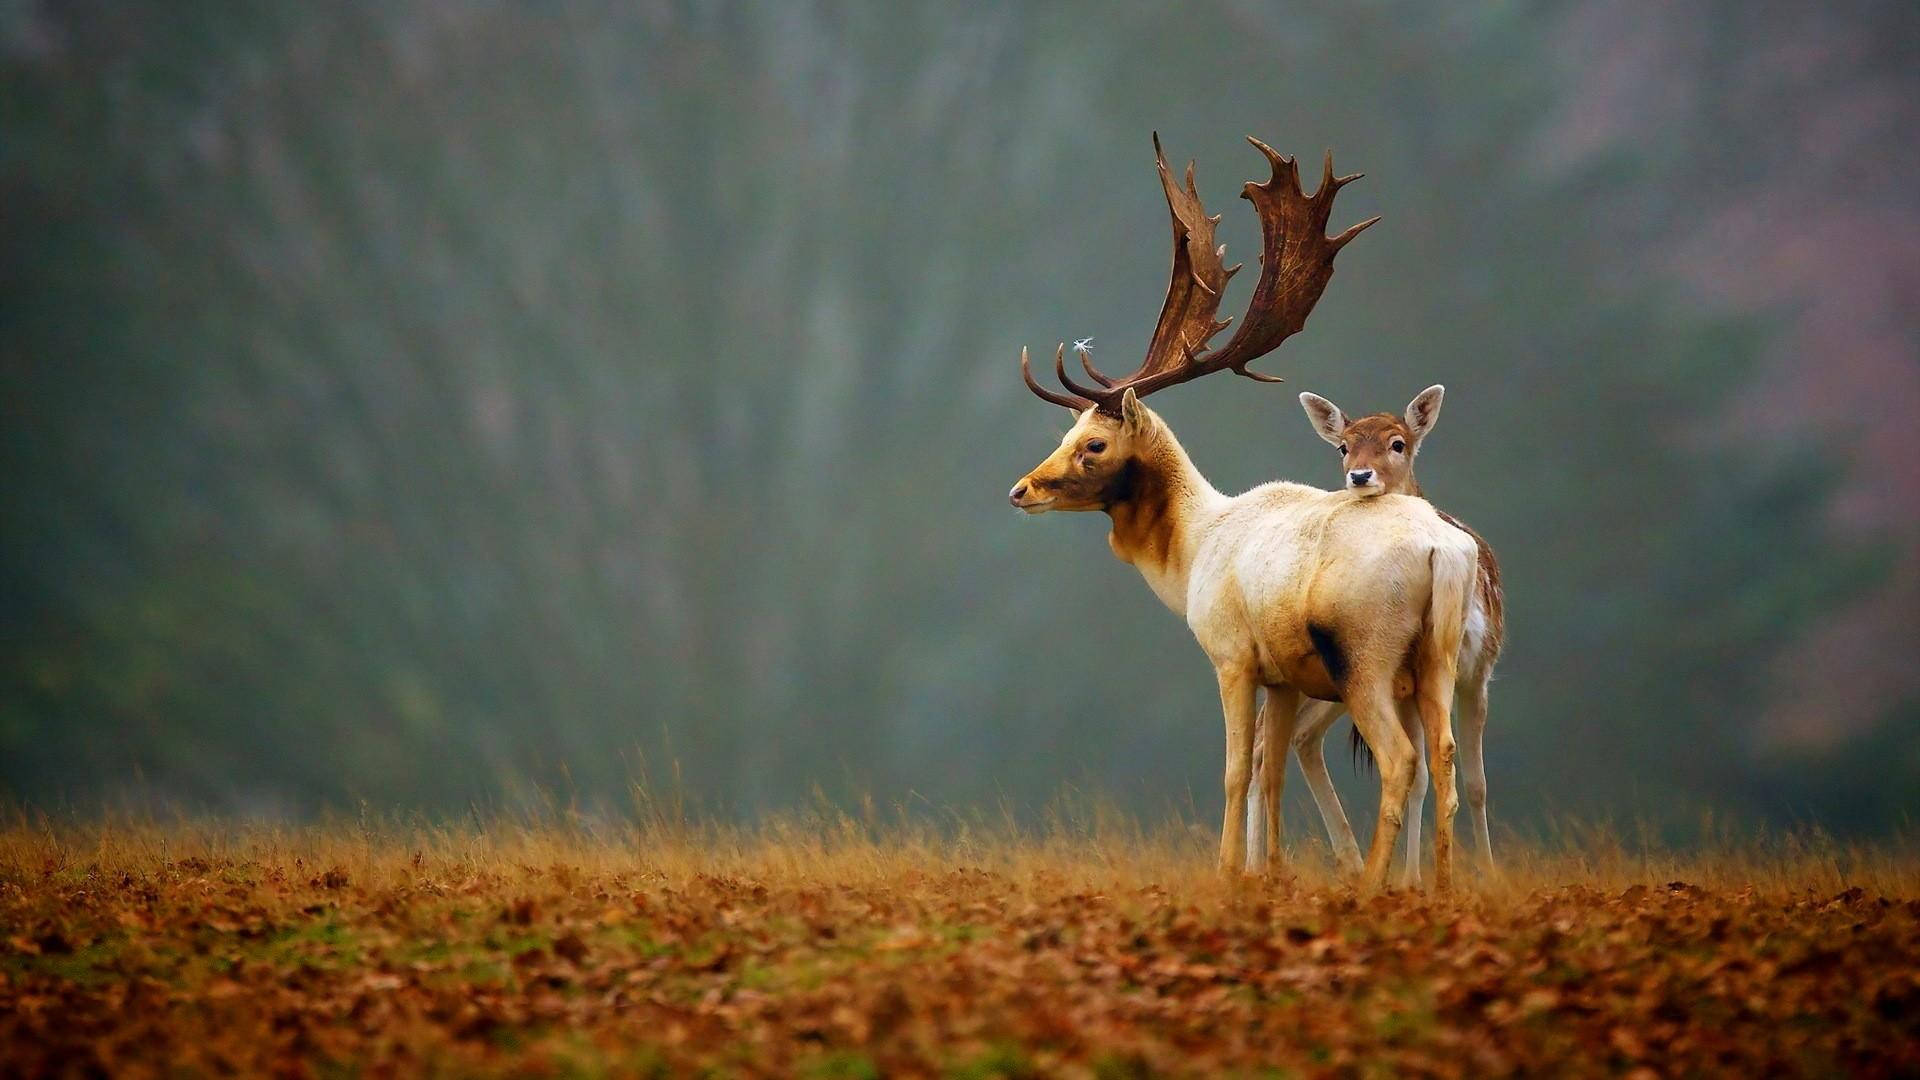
1008 135 1479 893
1246 387 1506 883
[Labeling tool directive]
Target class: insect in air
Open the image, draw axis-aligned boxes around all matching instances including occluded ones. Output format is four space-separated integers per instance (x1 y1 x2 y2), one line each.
1072 337 1095 355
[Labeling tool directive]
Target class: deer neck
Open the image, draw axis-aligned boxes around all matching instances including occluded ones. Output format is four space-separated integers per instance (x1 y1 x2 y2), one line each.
1103 425 1215 614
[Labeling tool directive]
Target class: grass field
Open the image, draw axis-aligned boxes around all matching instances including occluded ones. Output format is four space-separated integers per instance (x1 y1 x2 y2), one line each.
3 811 1917 1077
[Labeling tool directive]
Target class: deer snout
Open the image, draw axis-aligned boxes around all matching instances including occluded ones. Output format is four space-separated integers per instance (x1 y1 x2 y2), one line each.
1347 468 1375 488
1009 477 1056 513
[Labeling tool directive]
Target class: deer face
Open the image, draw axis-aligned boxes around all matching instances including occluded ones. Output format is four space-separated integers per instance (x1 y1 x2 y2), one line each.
1009 390 1148 513
1299 385 1444 497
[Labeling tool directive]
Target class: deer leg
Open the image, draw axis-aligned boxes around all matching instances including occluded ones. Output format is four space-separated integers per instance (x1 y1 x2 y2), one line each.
1417 678 1461 896
1347 679 1414 893
1216 668 1259 875
1245 703 1267 872
1396 700 1428 888
1256 685 1300 877
1457 673 1494 875
1290 700 1363 874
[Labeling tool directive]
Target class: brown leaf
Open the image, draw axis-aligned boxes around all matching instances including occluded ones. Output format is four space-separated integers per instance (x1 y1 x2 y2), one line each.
553 933 589 965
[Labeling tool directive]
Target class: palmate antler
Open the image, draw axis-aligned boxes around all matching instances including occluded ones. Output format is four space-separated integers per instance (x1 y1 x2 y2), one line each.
1022 134 1378 414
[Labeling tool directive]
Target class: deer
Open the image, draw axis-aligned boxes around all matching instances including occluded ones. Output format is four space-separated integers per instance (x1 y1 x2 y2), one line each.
1006 134 1480 893
1244 387 1507 885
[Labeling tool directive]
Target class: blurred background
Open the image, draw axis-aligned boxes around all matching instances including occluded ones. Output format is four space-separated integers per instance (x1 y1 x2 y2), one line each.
3 1 1916 838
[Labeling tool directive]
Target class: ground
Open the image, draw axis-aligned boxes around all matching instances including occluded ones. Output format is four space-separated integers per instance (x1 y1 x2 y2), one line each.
2 817 1917 1077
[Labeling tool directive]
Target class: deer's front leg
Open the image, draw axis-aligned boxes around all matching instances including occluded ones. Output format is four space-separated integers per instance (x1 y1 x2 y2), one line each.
1216 668 1259 875
1396 699 1429 888
1245 724 1267 872
1290 699 1363 875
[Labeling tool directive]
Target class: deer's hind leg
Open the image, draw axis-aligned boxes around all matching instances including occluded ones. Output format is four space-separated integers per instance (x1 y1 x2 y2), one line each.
1457 668 1494 874
1345 675 1416 894
1416 674 1461 895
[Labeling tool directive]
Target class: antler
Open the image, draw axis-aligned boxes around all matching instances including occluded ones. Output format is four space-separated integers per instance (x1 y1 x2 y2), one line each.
1135 132 1237 390
1020 344 1092 410
1020 135 1378 414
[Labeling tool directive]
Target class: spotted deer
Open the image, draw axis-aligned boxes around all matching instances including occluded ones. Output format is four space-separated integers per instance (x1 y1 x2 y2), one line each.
1246 387 1506 883
1007 135 1479 892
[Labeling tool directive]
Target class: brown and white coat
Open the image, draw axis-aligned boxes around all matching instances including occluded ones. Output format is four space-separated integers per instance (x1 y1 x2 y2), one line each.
1247 386 1506 883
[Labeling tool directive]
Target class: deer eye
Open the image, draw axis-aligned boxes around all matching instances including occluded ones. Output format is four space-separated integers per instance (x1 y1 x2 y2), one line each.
1084 439 1106 454
1391 439 1406 453
1337 444 1348 456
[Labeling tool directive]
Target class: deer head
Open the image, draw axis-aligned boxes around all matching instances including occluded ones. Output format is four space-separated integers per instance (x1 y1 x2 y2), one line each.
1008 383 1155 513
1299 385 1444 497
1011 134 1377 512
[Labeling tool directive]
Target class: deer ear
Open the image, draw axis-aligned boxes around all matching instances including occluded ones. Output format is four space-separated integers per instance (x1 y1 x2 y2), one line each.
1119 387 1149 433
1404 385 1444 444
1298 392 1348 446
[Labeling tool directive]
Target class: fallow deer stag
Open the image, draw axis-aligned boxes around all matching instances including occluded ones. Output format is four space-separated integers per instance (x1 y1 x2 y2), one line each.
1007 135 1479 892
1245 387 1507 884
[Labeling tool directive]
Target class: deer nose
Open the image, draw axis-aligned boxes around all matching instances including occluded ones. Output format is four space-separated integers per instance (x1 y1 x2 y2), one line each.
1008 482 1029 505
1347 469 1374 487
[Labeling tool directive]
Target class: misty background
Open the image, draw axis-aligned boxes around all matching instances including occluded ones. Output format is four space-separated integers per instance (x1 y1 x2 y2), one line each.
4 2 1916 838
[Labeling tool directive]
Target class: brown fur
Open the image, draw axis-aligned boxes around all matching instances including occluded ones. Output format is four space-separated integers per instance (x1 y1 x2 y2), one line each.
1338 413 1422 493
1106 457 1177 568
1007 405 1194 578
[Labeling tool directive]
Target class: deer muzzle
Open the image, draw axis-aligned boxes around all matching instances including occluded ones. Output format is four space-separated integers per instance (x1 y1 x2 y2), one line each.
1009 480 1053 512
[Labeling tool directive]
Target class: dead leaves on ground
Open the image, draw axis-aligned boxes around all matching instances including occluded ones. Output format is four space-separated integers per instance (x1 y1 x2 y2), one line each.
2 853 1917 1077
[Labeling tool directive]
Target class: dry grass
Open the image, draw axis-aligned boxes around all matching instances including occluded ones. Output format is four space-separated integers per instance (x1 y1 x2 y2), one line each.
9 799 1913 899
3 807 1918 1076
